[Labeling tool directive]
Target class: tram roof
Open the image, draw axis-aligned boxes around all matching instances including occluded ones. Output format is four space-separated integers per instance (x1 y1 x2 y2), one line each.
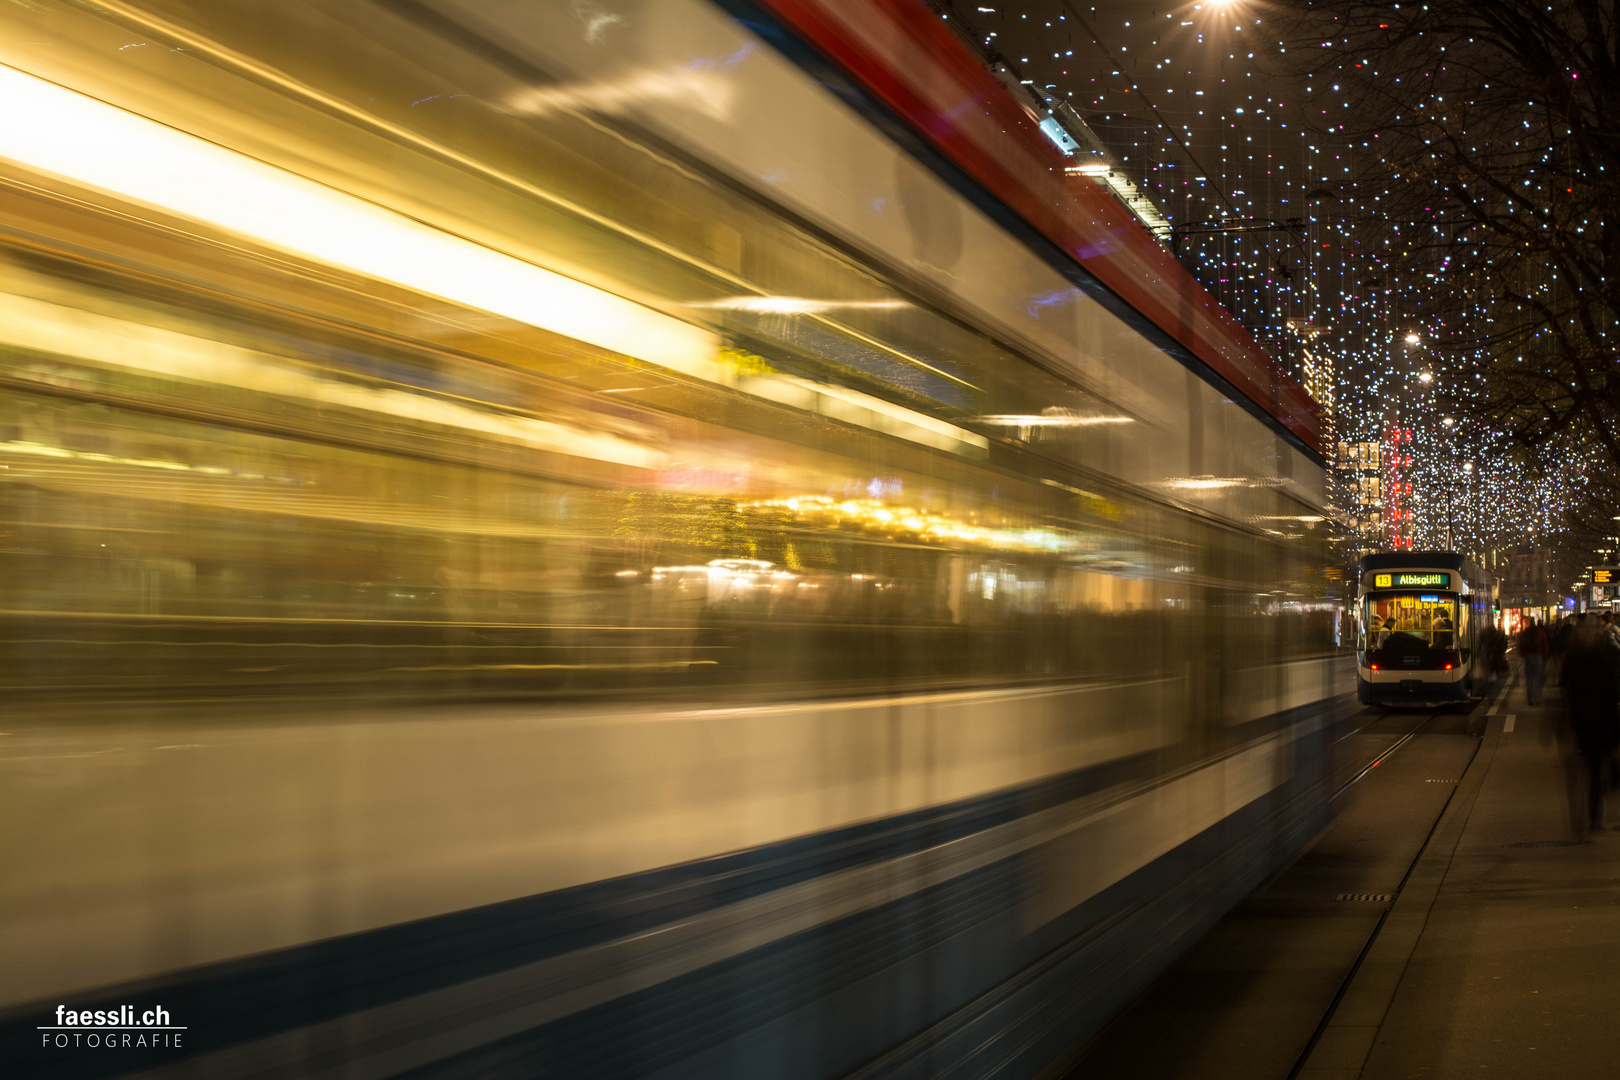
1356 552 1468 573
753 0 1323 462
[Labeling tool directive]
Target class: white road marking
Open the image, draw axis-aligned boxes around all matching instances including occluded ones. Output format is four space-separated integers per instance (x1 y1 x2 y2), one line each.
1488 674 1518 716
1503 714 1516 733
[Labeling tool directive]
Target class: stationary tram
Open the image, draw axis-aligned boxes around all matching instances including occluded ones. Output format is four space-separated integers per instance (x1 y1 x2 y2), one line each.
1356 552 1488 705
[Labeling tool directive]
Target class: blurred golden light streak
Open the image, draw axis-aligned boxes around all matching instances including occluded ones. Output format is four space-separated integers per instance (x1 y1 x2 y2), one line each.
1163 477 1243 490
974 410 1136 427
384 661 719 672
0 65 990 460
0 63 718 380
698 295 984 395
699 298 979 396
750 495 1080 554
1162 476 1288 490
741 376 988 455
53 3 985 425
0 440 227 475
506 66 735 122
692 297 912 314
0 292 669 469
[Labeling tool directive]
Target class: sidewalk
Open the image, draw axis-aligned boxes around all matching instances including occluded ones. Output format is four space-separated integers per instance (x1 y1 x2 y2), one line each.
1304 675 1620 1079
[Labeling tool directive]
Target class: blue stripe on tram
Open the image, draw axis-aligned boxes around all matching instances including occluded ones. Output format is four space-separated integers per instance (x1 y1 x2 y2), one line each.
2 698 1357 1080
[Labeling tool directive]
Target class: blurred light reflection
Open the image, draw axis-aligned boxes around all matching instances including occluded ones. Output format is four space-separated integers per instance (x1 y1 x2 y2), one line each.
0 62 718 377
507 66 736 121
692 296 912 314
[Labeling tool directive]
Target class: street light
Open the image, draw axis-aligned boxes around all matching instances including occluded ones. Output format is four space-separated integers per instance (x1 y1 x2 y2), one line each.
1405 332 1422 345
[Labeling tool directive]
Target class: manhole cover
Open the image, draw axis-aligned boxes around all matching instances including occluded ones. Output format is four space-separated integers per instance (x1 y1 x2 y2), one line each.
1335 893 1397 902
1504 840 1584 848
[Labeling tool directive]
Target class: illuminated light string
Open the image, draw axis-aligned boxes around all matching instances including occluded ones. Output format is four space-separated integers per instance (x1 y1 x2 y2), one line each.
974 3 1572 559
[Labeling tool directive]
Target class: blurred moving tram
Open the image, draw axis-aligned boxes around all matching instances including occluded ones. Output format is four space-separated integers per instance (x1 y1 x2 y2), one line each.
0 1 1347 1077
1355 552 1487 705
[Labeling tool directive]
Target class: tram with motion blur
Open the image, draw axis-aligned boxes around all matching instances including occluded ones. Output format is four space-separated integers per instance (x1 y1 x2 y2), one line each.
1356 552 1489 705
0 0 1346 1076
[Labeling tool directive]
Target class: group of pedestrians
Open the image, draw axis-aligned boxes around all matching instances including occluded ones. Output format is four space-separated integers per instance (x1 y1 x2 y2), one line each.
1527 612 1620 835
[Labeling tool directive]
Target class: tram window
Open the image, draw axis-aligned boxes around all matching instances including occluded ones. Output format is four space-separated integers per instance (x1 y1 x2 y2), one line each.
1364 593 1458 648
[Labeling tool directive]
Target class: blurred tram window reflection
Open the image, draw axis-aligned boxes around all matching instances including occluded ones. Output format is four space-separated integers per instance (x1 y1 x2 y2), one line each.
0 23 1335 704
1 352 1331 699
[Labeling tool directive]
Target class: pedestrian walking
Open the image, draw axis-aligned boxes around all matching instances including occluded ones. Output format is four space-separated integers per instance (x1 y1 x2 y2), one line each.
1518 616 1550 706
1479 621 1508 705
1598 614 1620 788
1599 612 1620 678
1551 613 1575 682
1559 617 1619 837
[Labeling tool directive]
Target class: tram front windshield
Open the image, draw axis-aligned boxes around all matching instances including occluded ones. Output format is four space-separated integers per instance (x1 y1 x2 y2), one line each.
1364 592 1459 650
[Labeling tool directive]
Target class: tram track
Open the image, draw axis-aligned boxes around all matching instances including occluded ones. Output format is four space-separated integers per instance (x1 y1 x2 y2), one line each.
1067 698 1486 1080
1332 706 1441 801
1284 700 1488 1080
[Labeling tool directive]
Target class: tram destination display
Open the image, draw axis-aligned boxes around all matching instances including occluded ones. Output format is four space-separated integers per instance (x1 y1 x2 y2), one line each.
1372 572 1450 588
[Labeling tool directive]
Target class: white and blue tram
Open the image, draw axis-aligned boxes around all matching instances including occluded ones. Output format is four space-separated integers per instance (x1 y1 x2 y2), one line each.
0 0 1350 1076
1356 552 1490 705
